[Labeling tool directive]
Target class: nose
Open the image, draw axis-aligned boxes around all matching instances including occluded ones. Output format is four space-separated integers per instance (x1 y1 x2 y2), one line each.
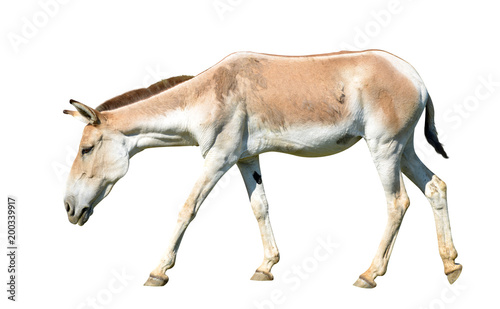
64 196 75 216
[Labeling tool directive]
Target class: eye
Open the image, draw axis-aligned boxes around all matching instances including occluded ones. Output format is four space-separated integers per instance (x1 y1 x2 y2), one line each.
81 146 94 156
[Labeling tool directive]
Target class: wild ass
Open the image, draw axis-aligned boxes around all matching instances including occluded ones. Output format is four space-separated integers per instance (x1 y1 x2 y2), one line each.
63 50 462 288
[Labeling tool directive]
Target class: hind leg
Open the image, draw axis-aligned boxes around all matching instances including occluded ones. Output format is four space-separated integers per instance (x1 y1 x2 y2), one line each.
401 138 462 284
354 138 410 288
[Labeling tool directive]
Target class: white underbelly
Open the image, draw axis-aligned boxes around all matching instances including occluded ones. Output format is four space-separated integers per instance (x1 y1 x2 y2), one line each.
245 124 362 157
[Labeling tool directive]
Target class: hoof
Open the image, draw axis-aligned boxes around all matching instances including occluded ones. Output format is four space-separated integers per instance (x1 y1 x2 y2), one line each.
251 271 274 281
144 274 169 286
353 276 376 289
446 264 462 284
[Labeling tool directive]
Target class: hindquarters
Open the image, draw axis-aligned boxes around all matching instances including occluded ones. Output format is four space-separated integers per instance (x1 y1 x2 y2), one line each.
361 51 428 142
360 52 449 161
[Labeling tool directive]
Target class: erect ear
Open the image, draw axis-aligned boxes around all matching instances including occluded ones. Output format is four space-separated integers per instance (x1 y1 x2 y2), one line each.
63 99 102 125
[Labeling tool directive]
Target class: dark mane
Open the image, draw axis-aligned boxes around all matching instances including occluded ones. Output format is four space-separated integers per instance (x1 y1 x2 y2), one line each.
96 75 194 112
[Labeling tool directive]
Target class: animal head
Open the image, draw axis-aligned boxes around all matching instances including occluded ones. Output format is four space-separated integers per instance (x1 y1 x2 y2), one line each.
63 100 130 226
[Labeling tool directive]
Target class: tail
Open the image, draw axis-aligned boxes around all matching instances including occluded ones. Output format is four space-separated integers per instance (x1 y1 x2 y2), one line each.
424 95 448 159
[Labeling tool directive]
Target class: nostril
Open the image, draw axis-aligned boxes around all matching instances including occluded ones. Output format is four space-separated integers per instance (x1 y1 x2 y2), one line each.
65 202 75 216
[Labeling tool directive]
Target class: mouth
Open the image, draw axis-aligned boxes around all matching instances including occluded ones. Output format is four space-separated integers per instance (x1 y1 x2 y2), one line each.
66 182 114 226
76 206 94 226
68 204 94 226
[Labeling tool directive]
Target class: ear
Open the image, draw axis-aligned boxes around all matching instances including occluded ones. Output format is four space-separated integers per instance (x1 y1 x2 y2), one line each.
63 99 102 125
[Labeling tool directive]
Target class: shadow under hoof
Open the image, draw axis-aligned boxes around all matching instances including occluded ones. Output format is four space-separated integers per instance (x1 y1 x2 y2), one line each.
353 276 376 289
446 264 463 284
251 271 274 281
144 274 169 287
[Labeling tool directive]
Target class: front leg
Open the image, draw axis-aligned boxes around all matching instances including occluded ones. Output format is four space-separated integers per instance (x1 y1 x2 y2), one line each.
144 152 237 286
237 156 280 281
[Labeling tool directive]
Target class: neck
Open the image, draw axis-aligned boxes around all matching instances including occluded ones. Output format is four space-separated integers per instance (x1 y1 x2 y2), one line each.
103 84 201 157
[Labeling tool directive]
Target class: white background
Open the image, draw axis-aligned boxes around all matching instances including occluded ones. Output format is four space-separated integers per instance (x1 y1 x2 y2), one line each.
1 0 499 308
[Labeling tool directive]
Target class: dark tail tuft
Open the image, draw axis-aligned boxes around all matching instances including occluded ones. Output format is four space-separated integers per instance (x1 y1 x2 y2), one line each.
424 96 448 159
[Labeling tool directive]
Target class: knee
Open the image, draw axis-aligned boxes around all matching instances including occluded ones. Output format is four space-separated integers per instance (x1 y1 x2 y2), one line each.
178 205 196 223
251 196 269 221
252 207 268 222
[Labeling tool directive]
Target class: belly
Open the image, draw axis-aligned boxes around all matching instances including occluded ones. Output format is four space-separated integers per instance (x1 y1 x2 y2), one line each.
245 124 362 157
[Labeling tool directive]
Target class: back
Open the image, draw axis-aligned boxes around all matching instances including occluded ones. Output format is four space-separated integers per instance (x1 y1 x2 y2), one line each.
208 50 422 134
